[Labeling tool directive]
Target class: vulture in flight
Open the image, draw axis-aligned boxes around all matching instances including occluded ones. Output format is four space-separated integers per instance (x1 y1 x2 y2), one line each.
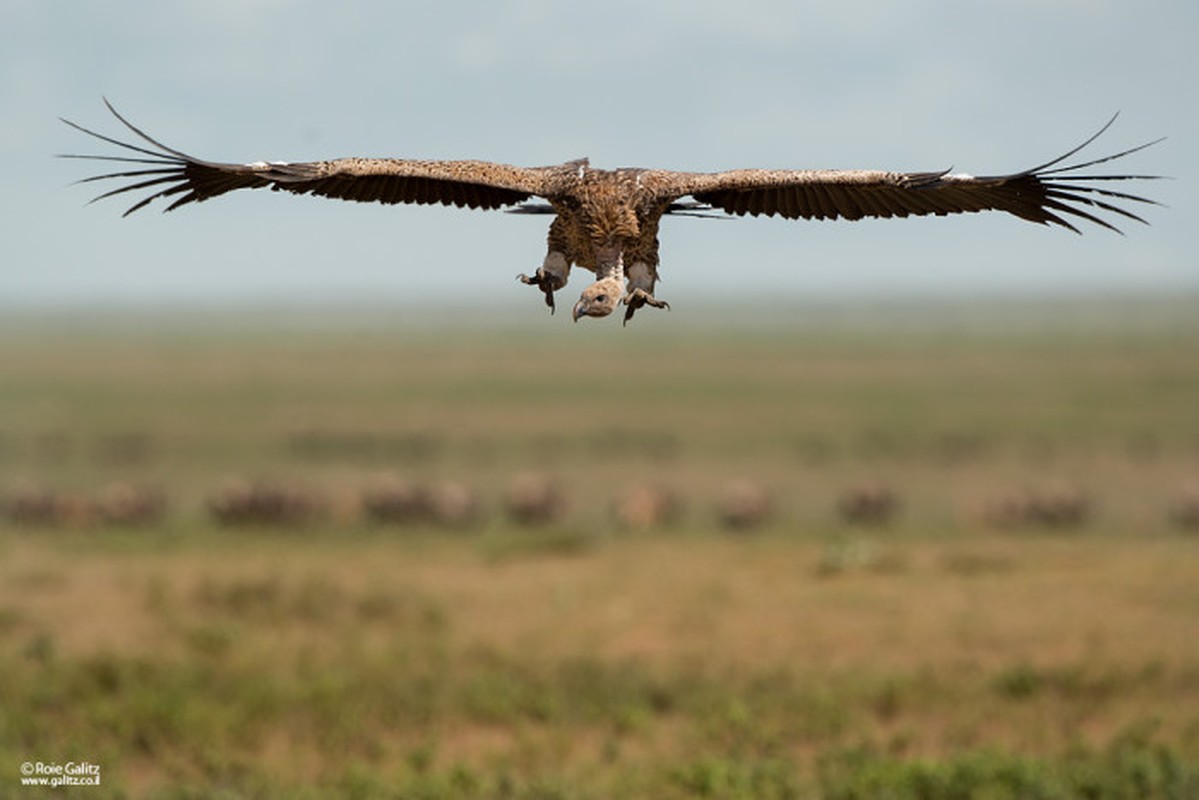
62 100 1162 324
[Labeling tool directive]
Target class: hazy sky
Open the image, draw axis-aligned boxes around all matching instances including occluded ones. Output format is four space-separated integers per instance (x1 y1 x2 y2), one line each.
3 1 1194 311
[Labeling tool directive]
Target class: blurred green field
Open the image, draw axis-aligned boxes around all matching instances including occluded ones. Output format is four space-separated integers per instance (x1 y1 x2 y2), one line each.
2 297 1198 798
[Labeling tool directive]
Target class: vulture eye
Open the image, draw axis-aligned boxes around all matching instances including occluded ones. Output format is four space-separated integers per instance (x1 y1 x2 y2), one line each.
595 294 608 303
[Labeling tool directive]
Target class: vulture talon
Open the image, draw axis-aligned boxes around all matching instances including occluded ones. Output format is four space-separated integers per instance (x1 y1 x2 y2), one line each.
621 289 670 326
517 269 564 314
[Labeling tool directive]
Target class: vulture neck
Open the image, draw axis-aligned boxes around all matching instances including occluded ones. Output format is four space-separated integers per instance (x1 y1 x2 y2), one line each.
595 243 625 282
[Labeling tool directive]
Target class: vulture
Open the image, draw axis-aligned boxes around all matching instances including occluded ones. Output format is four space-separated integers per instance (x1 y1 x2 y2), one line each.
61 100 1162 324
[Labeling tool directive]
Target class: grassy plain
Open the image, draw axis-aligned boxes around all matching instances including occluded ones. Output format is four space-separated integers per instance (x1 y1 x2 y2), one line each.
1 297 1198 797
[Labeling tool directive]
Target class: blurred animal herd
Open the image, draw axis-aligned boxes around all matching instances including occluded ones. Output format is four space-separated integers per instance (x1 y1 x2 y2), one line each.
5 475 1197 533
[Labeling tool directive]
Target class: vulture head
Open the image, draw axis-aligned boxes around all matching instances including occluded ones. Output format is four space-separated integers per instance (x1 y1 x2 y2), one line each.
571 277 624 322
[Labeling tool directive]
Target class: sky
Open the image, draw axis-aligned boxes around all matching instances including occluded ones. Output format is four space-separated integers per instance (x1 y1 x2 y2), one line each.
2 1 1194 312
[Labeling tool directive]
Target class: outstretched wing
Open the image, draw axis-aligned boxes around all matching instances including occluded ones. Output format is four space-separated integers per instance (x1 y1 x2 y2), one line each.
645 116 1163 234
61 99 555 216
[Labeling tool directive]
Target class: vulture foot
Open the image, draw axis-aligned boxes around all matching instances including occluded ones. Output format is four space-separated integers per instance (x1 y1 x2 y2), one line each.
517 268 565 314
622 289 670 326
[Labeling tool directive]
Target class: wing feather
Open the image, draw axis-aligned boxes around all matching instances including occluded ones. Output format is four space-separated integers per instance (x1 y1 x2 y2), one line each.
61 99 554 216
645 116 1163 233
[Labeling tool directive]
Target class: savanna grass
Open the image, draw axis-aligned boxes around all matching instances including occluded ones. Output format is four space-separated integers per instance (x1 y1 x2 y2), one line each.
2 298 1198 797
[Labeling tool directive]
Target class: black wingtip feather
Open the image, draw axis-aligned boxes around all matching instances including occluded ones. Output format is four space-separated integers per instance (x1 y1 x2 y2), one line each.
968 115 1165 233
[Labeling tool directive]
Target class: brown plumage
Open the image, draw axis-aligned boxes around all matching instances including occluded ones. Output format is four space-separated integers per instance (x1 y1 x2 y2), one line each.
62 100 1163 325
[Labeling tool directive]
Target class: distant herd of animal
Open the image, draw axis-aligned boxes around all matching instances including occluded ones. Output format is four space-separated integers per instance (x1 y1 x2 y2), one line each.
4 476 1197 533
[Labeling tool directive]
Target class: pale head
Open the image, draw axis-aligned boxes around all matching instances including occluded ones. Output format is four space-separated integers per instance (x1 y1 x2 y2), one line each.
571 277 623 322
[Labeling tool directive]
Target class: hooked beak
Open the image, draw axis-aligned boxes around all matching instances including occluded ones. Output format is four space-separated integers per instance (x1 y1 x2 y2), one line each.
572 300 586 323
